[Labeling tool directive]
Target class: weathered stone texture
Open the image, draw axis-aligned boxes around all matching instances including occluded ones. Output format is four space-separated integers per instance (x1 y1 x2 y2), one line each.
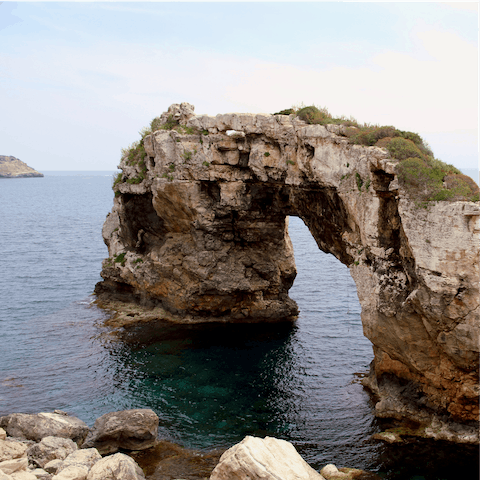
86 453 145 480
210 436 324 480
0 414 89 447
96 103 479 442
27 437 77 468
81 409 159 455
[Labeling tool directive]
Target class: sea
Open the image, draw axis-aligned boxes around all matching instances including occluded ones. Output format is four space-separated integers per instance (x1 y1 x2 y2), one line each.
0 171 478 480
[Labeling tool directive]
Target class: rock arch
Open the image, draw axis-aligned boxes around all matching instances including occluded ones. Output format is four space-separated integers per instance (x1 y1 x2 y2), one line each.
96 103 479 443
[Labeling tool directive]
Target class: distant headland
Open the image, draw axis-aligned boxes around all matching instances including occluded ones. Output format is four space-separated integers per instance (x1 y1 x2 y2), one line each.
0 155 44 178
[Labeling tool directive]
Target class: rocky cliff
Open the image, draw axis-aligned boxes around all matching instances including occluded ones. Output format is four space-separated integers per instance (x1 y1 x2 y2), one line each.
96 103 479 443
0 156 43 178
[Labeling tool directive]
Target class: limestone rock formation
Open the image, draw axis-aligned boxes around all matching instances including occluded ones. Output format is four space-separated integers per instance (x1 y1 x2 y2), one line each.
210 436 324 480
0 156 43 178
96 103 479 442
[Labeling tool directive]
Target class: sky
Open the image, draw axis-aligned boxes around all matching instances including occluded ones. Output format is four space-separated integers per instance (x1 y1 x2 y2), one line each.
0 1 478 171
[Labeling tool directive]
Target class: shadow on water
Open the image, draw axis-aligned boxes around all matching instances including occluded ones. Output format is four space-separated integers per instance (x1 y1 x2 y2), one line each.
102 319 301 448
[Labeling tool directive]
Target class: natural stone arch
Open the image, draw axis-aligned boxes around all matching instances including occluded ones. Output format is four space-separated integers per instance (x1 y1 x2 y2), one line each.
96 103 479 443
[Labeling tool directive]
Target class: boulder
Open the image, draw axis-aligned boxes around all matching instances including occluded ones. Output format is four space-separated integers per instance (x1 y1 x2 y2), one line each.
0 430 6 441
43 460 63 475
28 468 50 479
0 457 28 475
320 465 348 479
27 437 77 468
86 453 145 480
0 440 28 462
320 466 381 480
210 436 325 480
52 465 88 480
82 409 158 455
56 450 100 474
10 472 37 480
0 415 89 447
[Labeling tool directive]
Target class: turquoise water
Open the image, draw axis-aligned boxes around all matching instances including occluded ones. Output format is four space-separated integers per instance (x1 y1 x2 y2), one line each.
0 172 477 479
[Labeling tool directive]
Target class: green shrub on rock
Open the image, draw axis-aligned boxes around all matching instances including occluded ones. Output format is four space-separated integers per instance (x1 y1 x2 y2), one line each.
273 108 295 115
296 106 330 125
385 137 425 161
396 158 479 203
348 125 397 146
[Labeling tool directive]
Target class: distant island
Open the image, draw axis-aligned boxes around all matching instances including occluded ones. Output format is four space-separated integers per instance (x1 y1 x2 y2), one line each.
0 155 44 178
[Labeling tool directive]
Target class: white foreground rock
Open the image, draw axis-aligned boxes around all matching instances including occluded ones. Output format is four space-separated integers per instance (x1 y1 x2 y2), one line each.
210 436 325 480
56 449 101 474
10 472 37 480
0 458 28 475
0 440 28 463
28 468 50 479
52 465 88 480
86 453 145 480
0 414 89 446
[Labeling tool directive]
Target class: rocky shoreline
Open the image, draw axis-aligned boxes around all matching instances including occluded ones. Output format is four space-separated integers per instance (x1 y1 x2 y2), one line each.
0 409 388 480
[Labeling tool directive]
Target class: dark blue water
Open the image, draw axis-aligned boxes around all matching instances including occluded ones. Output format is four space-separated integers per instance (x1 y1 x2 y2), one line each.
0 172 477 479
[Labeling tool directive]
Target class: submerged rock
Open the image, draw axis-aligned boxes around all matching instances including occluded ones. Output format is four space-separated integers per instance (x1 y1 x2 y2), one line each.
371 432 403 444
320 464 381 480
96 103 479 442
129 439 223 480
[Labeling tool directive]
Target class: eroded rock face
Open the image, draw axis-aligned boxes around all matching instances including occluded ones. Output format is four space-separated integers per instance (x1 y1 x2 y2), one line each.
96 103 479 441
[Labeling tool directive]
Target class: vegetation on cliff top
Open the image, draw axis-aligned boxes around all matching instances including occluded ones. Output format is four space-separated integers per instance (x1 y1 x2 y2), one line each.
114 105 478 204
113 114 199 195
274 104 478 203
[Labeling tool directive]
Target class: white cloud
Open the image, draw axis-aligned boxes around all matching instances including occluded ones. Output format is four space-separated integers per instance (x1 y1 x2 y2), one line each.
223 29 477 133
442 2 479 13
0 26 477 170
